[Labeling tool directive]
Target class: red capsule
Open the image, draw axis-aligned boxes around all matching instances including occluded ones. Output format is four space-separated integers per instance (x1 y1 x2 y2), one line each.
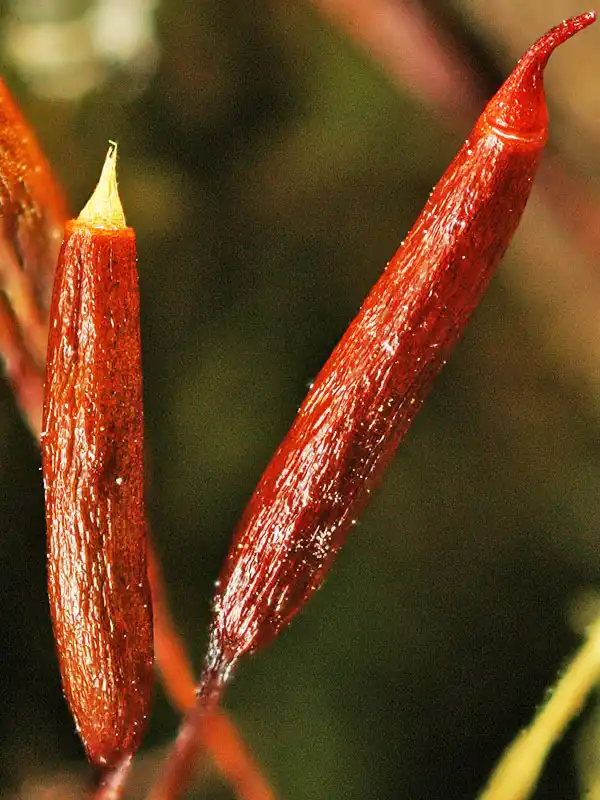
204 13 596 676
0 79 68 366
41 147 154 769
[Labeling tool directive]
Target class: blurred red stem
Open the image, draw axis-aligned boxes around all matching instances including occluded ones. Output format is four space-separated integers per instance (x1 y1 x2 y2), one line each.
308 0 487 121
93 757 133 800
148 545 277 800
0 294 44 437
148 665 231 800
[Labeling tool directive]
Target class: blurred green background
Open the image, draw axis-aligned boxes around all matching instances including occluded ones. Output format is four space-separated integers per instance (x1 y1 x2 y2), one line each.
1 1 600 798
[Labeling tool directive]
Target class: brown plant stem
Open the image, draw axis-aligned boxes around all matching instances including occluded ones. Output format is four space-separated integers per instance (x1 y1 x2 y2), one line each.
148 663 232 800
149 704 216 800
200 709 277 800
148 545 277 800
93 758 133 800
147 545 198 715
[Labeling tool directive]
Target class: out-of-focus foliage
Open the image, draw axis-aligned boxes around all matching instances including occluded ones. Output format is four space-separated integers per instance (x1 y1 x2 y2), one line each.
1 1 599 798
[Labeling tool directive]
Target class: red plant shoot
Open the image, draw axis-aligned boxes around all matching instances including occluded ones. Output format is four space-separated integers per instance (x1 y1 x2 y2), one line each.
152 12 596 798
41 146 154 773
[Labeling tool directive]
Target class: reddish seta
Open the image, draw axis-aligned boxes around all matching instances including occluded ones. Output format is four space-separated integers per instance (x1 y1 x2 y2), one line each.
201 13 596 689
41 148 154 770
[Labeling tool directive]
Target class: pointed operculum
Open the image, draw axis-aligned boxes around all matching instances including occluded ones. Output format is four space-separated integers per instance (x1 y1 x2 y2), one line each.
78 143 127 230
483 11 595 139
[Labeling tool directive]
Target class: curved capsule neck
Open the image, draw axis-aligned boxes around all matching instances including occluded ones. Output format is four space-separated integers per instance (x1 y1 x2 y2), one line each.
481 12 595 138
477 111 548 148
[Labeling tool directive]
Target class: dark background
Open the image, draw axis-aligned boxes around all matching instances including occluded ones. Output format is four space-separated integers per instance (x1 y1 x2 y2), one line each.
1 1 600 798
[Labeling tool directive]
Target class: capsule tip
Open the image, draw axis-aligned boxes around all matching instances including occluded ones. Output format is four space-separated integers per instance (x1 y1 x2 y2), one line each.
78 142 127 230
531 11 596 65
483 12 596 139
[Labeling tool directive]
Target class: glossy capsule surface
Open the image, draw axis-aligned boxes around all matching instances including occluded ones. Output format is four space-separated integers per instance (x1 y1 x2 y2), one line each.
203 13 596 675
42 151 154 768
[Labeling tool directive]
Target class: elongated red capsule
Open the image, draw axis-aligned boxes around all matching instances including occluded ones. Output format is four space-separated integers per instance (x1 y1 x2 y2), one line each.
0 79 68 365
203 14 595 680
41 147 153 768
0 79 67 288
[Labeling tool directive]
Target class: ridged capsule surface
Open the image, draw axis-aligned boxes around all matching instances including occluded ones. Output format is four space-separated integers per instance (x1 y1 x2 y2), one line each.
203 13 596 672
42 151 153 768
